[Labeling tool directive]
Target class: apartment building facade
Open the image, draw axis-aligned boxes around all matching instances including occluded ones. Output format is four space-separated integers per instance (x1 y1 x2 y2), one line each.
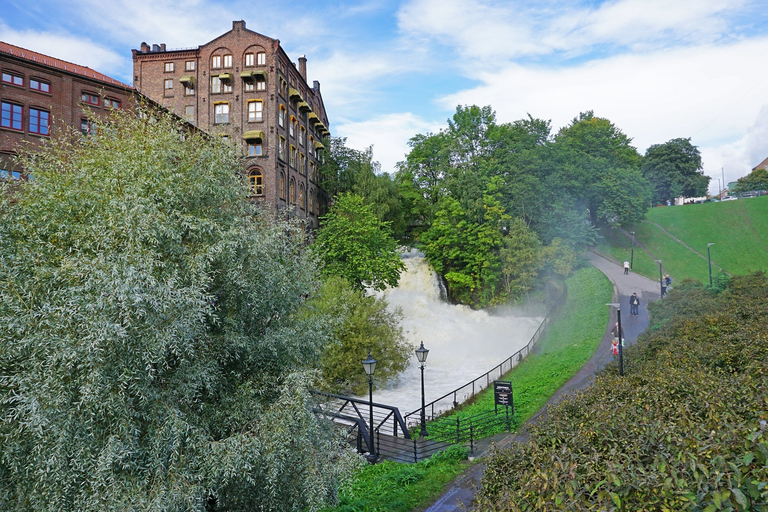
0 41 133 179
132 20 330 226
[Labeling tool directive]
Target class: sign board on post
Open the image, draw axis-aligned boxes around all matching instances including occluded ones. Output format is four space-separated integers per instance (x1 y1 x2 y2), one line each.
494 380 513 413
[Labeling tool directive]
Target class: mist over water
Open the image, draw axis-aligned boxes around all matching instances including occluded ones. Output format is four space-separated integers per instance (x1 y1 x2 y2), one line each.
362 251 543 417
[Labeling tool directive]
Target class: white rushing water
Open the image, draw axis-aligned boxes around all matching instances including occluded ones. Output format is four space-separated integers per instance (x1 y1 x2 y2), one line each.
360 251 543 417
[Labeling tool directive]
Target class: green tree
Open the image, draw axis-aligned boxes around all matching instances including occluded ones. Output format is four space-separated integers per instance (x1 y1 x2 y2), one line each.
732 167 768 193
642 137 709 204
314 193 405 291
319 137 407 238
549 111 647 228
498 218 541 300
305 277 410 395
0 108 361 512
421 194 506 306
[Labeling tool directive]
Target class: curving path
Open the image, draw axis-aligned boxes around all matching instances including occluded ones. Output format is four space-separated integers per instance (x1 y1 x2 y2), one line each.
423 252 661 512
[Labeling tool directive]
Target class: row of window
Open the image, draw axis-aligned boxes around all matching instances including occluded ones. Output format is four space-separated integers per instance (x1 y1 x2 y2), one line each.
2 71 51 93
163 52 267 74
163 75 266 96
1 101 49 135
81 92 121 109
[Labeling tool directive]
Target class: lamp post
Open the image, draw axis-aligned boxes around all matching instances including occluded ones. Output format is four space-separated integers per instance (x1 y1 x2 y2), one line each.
655 259 663 297
607 303 624 376
707 243 715 287
362 351 378 462
415 342 429 437
630 231 636 270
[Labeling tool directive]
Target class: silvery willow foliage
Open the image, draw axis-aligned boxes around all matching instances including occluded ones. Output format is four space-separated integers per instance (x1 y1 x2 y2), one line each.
0 108 363 511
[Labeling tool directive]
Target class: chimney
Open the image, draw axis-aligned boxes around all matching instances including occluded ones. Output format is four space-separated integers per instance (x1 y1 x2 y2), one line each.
298 55 307 80
313 80 320 92
152 44 160 52
233 20 246 30
141 42 150 52
160 43 166 51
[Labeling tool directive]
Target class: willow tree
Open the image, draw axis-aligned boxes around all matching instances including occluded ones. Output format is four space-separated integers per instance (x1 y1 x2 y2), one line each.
0 108 361 512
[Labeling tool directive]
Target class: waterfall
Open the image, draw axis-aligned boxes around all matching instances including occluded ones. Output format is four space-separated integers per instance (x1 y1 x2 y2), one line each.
363 250 543 417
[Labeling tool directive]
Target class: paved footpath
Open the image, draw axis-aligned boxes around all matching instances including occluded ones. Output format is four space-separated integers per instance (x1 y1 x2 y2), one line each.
423 252 661 512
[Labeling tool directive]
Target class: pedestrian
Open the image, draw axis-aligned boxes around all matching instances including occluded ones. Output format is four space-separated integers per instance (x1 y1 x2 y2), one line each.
623 260 630 275
665 274 672 290
611 339 619 360
611 322 621 341
629 293 640 316
661 279 667 297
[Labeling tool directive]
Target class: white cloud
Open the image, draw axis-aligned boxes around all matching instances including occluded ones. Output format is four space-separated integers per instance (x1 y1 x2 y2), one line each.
335 112 444 174
397 0 750 62
439 36 768 180
0 23 127 78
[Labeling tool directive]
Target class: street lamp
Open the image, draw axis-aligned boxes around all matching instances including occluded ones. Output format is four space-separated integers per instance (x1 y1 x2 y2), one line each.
362 351 378 462
607 303 624 376
707 243 715 287
630 231 636 270
415 342 429 437
655 259 663 297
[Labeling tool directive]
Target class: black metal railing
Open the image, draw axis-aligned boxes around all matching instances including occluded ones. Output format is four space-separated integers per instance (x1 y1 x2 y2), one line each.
310 390 410 439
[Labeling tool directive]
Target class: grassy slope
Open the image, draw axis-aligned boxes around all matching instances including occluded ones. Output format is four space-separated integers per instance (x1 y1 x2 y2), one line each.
598 195 768 283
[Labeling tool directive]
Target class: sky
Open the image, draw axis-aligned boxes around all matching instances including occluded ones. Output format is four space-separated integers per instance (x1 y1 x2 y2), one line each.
2 0 768 192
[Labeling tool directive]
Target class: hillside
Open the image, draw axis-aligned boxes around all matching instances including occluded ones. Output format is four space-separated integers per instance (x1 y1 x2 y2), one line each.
597 195 768 284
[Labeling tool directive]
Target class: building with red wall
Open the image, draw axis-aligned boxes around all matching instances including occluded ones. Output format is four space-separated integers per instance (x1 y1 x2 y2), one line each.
132 20 330 226
1 41 133 178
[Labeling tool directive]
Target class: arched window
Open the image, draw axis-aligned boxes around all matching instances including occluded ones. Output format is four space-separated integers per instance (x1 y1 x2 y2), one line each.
309 189 314 215
248 168 263 196
279 171 285 200
299 183 305 209
289 177 296 204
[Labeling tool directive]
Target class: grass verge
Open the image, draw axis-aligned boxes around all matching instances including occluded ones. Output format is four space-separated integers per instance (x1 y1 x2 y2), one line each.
597 196 768 284
322 264 613 512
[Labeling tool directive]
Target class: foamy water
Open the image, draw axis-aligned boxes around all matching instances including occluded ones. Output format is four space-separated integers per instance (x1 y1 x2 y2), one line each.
359 251 543 417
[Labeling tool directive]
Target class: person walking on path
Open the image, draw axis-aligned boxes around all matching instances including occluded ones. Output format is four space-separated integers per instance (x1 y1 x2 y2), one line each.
629 293 640 316
624 260 630 275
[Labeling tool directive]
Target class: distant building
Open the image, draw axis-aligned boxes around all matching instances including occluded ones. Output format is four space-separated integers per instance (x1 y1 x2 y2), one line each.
0 41 133 179
132 20 330 226
752 156 768 172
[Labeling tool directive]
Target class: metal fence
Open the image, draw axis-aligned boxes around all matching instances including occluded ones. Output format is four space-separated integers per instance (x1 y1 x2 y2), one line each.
403 289 566 425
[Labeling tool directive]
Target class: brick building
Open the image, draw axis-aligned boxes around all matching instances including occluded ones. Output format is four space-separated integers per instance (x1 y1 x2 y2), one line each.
132 20 330 226
1 41 133 178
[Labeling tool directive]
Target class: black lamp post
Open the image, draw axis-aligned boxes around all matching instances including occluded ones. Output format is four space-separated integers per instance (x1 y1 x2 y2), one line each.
607 303 624 376
630 231 636 270
655 259 663 297
707 243 715 287
415 342 429 437
362 351 377 462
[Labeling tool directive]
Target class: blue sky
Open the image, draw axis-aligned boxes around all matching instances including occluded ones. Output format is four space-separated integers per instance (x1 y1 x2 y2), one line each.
3 0 768 191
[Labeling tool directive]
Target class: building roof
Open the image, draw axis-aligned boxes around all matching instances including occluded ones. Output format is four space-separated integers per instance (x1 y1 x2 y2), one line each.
0 40 130 88
753 156 768 171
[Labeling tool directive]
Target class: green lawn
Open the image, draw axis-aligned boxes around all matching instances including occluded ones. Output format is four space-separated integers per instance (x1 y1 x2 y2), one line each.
323 265 613 512
598 196 768 284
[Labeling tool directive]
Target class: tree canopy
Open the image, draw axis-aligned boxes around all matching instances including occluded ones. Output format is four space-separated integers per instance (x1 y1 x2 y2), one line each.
0 108 361 512
642 137 709 204
313 193 405 291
